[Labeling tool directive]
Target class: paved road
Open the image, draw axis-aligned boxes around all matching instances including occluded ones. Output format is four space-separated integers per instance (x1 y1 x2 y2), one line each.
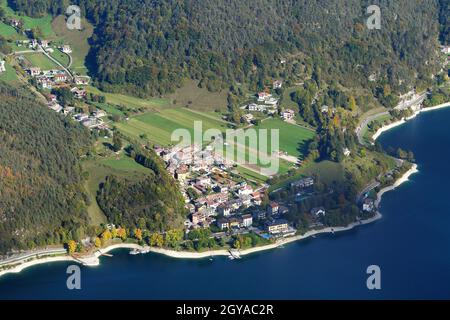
356 181 380 204
39 45 74 80
0 247 67 266
355 92 427 145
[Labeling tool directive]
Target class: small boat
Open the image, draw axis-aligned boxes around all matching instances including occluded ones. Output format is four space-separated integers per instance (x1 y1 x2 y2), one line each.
139 247 151 254
129 249 140 255
228 255 235 260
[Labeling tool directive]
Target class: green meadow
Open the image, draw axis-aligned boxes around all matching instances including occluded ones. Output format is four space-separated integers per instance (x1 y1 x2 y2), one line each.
87 86 169 111
23 52 60 70
258 118 315 159
1 0 55 38
116 108 229 146
0 61 18 82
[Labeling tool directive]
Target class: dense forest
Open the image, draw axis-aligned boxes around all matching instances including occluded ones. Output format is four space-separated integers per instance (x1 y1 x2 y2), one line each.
96 145 186 232
439 0 450 44
9 0 447 98
0 83 92 254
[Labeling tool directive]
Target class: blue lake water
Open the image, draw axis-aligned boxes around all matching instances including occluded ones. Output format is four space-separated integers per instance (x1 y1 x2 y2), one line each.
1 108 450 299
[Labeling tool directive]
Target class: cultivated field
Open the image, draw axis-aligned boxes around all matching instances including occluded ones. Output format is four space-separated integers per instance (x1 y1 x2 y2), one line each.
22 52 61 70
116 108 230 146
87 86 169 111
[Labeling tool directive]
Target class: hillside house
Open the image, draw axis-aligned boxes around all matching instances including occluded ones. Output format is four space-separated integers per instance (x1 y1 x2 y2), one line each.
61 45 72 54
363 199 375 212
74 76 90 85
281 109 295 121
28 67 41 76
310 207 326 217
54 73 67 83
273 80 283 89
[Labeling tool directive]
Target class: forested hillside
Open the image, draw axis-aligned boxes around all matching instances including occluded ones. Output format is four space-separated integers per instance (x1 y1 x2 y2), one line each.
439 0 450 44
96 145 186 232
9 0 445 98
0 83 92 253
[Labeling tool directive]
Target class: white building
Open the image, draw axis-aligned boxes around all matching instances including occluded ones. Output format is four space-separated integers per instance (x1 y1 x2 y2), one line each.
281 109 295 121
273 80 283 89
0 60 5 73
61 45 72 54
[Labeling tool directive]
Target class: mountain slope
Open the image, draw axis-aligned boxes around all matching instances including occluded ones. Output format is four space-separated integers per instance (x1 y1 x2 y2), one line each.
0 83 91 253
10 0 443 98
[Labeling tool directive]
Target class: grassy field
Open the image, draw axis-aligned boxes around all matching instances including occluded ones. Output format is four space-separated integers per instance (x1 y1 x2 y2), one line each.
116 107 229 145
49 49 70 68
236 166 269 184
258 118 315 159
82 152 152 225
87 86 170 111
0 61 18 82
167 79 228 112
0 21 24 40
1 0 55 38
51 15 93 71
23 52 60 70
270 160 344 191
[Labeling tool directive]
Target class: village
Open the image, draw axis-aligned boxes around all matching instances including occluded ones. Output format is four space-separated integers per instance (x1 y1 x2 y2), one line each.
152 142 305 241
0 16 383 252
7 37 112 131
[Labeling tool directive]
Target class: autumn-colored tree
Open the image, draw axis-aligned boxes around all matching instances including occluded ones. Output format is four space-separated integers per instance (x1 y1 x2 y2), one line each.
67 240 77 254
348 96 357 112
101 229 112 242
111 227 118 238
149 233 164 247
94 237 102 248
165 229 183 248
117 228 127 241
134 228 143 241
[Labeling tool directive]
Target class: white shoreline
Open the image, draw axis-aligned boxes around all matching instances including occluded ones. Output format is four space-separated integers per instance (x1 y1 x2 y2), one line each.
0 103 428 277
0 255 76 278
0 163 420 278
372 102 450 141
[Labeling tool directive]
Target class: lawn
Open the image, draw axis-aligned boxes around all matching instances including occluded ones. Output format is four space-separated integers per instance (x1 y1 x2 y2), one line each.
1 0 55 38
23 52 60 70
258 118 315 159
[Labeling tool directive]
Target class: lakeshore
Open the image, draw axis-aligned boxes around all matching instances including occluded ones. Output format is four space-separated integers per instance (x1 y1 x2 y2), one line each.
372 102 450 141
0 159 417 277
0 100 434 279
